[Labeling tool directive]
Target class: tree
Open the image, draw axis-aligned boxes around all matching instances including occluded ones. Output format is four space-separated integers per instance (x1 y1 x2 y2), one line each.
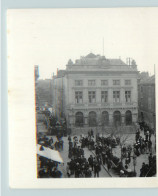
104 126 132 162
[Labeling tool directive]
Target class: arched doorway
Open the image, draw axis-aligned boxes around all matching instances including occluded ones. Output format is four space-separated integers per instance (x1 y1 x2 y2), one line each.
125 110 132 125
113 111 121 127
75 112 84 127
89 111 97 127
102 111 109 126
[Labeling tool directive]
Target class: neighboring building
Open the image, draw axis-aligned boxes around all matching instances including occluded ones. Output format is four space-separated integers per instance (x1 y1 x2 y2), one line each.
36 79 53 108
35 65 39 109
52 70 65 120
138 75 156 129
53 53 139 133
138 72 149 82
34 65 53 109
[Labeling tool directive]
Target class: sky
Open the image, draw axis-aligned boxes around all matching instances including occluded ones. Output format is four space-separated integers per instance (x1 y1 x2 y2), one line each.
8 8 158 79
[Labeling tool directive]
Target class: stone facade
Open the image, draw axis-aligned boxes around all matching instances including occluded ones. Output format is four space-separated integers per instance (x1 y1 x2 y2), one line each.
138 75 156 129
36 79 53 108
53 53 139 132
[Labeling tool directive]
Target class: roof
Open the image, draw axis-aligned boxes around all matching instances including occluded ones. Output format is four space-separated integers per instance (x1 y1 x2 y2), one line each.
86 53 97 58
108 59 126 65
140 75 155 84
146 75 155 83
85 54 127 65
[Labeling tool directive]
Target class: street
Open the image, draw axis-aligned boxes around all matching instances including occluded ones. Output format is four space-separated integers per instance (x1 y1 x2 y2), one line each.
37 122 156 178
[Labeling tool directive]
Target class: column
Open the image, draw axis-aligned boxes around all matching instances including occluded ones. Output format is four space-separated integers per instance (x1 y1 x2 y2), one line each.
109 111 113 126
108 88 113 104
121 114 125 125
84 110 88 127
121 88 124 105
96 88 101 104
97 109 102 126
132 112 138 123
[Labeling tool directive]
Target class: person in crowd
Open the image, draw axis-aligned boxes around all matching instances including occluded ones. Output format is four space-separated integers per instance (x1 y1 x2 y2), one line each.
66 162 71 177
88 155 94 170
107 160 112 171
49 137 54 146
148 139 152 153
85 167 92 178
148 153 153 167
146 130 149 141
140 162 149 177
91 129 94 137
59 139 64 150
120 170 126 177
39 168 49 178
94 162 101 177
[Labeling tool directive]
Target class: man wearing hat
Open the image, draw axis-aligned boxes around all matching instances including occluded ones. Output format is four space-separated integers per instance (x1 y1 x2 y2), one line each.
88 155 94 171
94 162 101 177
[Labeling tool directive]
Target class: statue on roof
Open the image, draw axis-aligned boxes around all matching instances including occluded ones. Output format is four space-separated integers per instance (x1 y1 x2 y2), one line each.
131 59 136 65
131 59 137 69
67 59 73 65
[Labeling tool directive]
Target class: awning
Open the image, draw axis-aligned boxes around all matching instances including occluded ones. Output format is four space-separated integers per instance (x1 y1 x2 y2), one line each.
37 144 63 163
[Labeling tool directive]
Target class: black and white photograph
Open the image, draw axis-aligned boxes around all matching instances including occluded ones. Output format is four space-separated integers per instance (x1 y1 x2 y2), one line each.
8 8 158 188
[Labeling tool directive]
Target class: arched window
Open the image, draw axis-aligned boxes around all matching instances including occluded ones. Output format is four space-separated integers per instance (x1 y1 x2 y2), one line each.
89 111 97 127
113 111 121 127
75 112 84 127
125 110 132 125
102 111 109 126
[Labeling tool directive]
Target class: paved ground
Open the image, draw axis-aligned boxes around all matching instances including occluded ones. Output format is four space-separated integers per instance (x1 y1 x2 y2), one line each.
111 133 156 177
37 135 112 178
37 122 156 178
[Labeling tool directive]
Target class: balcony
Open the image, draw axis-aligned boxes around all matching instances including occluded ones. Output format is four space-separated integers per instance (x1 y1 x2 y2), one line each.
113 102 122 106
101 103 110 107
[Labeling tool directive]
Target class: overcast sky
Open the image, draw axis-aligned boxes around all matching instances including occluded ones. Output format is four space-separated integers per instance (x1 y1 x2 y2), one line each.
8 8 158 79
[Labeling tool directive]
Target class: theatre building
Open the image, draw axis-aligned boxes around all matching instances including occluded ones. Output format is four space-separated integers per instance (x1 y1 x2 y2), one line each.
53 53 139 133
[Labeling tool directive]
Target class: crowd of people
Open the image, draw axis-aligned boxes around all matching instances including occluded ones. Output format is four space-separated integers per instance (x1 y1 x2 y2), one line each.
66 132 130 178
66 134 102 178
37 122 156 178
38 134 64 151
66 125 156 178
37 134 63 178
135 122 156 177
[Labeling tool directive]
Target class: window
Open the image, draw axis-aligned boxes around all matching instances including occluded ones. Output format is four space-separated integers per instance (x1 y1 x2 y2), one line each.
101 80 108 86
113 80 120 85
125 80 131 85
75 80 83 86
125 111 132 125
88 91 96 103
125 91 131 102
75 112 84 126
88 80 95 86
113 91 120 102
75 91 83 104
101 91 108 103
